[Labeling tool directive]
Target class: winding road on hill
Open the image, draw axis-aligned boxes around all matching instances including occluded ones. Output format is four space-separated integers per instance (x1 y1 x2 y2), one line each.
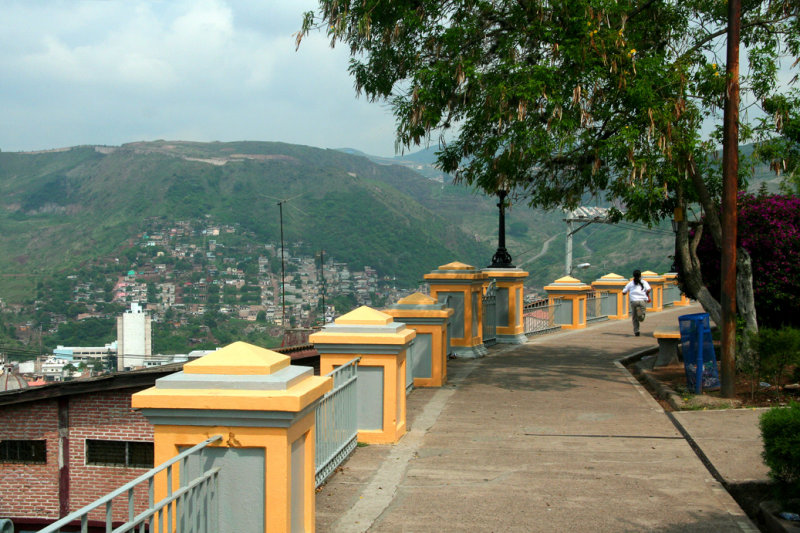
518 234 559 267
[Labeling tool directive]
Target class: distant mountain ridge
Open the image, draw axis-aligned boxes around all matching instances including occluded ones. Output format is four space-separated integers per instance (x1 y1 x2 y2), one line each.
0 141 493 300
0 139 690 303
337 145 447 182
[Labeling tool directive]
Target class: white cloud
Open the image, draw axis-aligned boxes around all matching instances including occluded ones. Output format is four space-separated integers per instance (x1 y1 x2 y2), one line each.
0 0 398 156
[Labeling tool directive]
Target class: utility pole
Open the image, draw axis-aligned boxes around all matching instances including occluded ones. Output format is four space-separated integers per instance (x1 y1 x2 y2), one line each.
720 0 741 398
563 207 609 276
319 250 326 324
277 200 286 330
262 193 303 332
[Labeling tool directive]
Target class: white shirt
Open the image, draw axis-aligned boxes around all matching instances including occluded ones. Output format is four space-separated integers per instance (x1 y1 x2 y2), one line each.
623 279 651 302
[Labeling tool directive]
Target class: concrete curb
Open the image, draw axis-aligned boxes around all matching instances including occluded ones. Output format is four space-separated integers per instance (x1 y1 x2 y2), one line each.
619 347 760 532
760 500 800 533
624 351 687 410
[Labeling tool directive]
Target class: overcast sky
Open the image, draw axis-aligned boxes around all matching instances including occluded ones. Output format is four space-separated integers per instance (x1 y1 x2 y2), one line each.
1 2 796 157
0 0 400 156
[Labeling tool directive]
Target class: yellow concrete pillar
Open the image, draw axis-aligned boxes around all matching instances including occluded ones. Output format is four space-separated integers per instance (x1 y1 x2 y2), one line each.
591 273 629 320
482 268 529 343
663 272 691 306
543 276 592 330
384 292 453 388
641 271 666 312
423 262 488 358
132 341 331 533
310 306 415 444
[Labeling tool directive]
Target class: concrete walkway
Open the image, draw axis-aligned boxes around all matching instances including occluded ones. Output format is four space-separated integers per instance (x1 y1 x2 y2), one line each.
316 305 765 532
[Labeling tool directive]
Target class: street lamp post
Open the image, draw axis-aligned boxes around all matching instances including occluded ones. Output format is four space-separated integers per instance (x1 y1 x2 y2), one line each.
489 189 514 268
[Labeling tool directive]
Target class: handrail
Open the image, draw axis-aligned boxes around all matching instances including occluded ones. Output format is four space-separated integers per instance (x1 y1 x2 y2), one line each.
111 466 221 533
315 357 361 487
326 356 361 383
523 298 563 335
39 434 223 533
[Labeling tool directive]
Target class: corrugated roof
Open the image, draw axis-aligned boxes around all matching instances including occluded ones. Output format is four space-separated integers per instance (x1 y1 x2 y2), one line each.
566 206 610 219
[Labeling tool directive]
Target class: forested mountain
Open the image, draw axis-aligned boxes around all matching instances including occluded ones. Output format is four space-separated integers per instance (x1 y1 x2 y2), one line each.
0 141 492 299
0 140 677 303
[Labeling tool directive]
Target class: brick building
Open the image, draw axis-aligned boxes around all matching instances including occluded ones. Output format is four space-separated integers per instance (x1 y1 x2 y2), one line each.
0 366 178 531
0 346 318 531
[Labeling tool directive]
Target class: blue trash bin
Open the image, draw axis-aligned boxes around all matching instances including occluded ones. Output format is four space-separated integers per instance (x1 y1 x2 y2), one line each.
678 313 720 393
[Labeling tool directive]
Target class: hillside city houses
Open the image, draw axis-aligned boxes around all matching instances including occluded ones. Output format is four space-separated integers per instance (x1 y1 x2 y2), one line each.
0 216 404 387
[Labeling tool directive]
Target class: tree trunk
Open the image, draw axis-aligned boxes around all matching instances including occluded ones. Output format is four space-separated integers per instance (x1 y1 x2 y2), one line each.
736 247 758 334
681 157 759 334
676 220 722 325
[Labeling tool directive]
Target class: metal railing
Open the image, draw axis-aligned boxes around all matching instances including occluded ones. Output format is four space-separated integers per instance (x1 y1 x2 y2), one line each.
40 434 223 533
586 291 609 322
482 281 497 347
523 299 563 336
315 357 360 487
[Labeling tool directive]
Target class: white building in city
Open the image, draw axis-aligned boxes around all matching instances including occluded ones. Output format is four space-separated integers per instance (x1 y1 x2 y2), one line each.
41 357 69 382
53 342 117 365
116 303 152 371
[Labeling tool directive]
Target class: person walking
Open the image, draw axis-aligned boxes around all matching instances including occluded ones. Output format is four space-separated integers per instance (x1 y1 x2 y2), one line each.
622 269 651 336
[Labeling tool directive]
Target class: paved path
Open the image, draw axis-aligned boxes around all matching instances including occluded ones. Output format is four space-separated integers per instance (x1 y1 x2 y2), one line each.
316 305 761 532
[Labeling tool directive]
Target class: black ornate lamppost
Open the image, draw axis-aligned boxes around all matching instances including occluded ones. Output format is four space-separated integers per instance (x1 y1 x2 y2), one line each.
489 188 515 268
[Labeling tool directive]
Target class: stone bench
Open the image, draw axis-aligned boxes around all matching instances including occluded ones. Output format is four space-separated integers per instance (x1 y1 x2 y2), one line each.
653 328 681 367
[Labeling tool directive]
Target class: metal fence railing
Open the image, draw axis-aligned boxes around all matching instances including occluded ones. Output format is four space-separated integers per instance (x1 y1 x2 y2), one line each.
39 435 223 533
523 299 563 336
315 357 360 487
586 291 609 322
482 282 497 347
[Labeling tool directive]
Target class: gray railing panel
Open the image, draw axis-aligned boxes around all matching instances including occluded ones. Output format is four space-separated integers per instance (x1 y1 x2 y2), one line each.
315 357 360 487
554 298 572 325
438 292 464 338
181 446 264 533
664 283 681 305
412 332 433 379
601 292 618 316
496 287 509 328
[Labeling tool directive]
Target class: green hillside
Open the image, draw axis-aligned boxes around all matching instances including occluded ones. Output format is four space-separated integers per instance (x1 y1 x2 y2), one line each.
358 147 674 289
0 139 690 306
0 141 494 300
356 142 782 290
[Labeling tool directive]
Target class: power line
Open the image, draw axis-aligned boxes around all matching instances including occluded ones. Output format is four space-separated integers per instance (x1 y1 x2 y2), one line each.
614 222 675 235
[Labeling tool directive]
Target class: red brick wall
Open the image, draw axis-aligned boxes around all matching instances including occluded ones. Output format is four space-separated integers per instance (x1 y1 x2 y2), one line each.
68 390 154 522
0 389 155 524
0 400 60 519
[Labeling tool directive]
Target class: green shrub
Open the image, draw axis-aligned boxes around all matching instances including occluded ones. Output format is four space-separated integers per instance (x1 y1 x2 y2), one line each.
738 327 800 398
760 402 800 499
753 327 800 387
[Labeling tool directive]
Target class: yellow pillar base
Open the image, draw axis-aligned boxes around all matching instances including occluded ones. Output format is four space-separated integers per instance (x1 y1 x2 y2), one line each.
132 342 331 533
311 307 415 445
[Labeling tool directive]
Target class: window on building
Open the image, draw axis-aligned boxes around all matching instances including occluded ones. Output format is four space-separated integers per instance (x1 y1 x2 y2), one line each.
86 440 154 468
0 440 47 463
